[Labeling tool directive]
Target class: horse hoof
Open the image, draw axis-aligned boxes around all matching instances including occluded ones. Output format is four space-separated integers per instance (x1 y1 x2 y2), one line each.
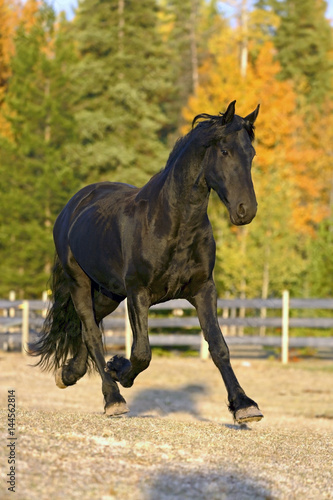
235 406 264 424
55 367 67 389
104 401 130 417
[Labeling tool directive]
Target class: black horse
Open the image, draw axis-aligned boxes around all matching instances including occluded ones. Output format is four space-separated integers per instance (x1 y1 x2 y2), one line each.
34 101 263 423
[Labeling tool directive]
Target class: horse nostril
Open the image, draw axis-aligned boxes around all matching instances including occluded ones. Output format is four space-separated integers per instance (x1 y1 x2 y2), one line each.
237 203 246 218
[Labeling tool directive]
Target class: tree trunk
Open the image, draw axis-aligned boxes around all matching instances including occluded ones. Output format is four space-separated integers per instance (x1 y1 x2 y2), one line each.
240 0 248 78
260 243 270 337
118 0 124 52
238 226 248 336
190 0 199 94
118 0 124 80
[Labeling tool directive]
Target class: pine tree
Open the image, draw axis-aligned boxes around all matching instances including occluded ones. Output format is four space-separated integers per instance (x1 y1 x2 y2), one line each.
67 0 172 186
0 4 79 296
159 0 225 139
255 0 333 104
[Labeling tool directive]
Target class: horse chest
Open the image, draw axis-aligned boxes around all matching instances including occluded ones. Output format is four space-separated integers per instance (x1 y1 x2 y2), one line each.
147 240 210 301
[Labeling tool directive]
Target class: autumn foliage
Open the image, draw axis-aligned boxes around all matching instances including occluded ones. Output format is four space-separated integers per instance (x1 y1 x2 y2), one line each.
0 0 332 299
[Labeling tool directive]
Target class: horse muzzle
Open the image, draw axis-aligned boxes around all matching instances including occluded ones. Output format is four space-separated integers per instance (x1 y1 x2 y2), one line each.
229 201 257 226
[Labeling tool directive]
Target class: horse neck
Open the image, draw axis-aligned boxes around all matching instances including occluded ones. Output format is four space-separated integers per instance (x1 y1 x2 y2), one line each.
136 131 210 229
163 133 209 213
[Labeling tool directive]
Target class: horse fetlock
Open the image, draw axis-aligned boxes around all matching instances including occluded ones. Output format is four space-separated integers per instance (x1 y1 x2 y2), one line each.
56 362 85 388
105 355 132 386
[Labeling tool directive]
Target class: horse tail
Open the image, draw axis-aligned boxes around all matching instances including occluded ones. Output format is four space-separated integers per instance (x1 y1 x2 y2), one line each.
32 255 82 372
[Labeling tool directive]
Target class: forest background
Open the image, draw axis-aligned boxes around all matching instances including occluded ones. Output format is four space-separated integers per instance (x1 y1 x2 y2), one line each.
0 0 332 303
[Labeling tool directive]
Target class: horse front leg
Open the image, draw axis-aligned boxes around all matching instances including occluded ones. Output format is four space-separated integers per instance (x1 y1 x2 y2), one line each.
105 288 151 388
190 280 263 424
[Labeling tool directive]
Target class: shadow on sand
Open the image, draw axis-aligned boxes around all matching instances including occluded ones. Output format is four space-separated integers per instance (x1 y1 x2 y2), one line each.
127 384 208 419
144 468 273 500
126 385 255 430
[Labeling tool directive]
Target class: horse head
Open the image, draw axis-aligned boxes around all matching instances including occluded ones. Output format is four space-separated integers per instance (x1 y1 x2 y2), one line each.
195 101 259 226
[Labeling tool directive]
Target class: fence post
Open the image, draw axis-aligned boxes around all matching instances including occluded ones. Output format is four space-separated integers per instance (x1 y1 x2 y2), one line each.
281 290 289 364
230 307 237 336
200 332 209 360
42 290 49 318
124 298 132 359
9 290 16 318
21 300 30 355
220 292 230 335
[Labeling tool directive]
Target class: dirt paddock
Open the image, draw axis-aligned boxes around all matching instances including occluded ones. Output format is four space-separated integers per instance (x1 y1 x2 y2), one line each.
1 352 333 499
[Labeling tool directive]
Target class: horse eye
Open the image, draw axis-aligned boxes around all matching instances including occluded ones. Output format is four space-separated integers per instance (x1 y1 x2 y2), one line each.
221 149 228 156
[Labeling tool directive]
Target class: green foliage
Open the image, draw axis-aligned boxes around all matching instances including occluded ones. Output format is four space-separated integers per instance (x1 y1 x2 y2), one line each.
209 181 305 299
0 0 332 302
67 0 172 186
0 4 80 297
306 219 333 297
256 0 333 104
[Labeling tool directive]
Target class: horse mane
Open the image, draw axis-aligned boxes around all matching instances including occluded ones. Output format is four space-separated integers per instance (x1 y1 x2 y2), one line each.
192 112 256 142
164 132 193 171
164 112 255 172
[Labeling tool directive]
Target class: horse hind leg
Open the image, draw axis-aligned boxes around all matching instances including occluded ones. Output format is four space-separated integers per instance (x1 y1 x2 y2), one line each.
55 340 88 389
34 255 89 388
66 261 128 416
56 289 121 389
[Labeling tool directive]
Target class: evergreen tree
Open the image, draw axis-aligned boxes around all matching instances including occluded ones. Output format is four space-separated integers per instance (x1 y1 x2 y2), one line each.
0 4 79 296
255 0 333 104
159 0 225 139
68 0 172 186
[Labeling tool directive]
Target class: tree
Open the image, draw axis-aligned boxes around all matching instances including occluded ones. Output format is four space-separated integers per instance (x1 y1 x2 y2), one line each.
255 0 333 105
67 0 172 186
0 0 19 99
183 39 306 298
0 3 79 296
306 218 333 297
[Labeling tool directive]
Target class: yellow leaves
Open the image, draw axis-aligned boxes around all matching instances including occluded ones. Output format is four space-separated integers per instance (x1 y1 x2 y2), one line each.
0 0 19 81
21 0 40 30
0 0 43 138
182 31 333 238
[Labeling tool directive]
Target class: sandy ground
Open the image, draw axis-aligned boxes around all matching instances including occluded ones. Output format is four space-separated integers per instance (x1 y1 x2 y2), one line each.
0 352 333 500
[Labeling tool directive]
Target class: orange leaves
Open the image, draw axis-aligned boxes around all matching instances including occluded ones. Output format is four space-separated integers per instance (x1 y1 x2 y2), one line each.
182 31 333 238
21 0 40 29
0 0 19 84
0 0 40 83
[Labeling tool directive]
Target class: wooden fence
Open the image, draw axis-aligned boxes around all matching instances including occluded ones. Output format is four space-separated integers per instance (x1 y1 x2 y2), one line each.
1 291 333 364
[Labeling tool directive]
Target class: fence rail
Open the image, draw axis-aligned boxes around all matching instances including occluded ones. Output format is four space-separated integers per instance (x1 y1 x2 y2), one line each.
1 291 333 364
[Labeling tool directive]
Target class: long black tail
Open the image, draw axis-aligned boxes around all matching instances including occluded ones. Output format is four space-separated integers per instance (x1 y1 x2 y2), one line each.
32 255 82 372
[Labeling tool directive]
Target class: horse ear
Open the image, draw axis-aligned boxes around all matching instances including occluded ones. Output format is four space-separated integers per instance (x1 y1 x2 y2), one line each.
244 104 260 125
221 100 236 125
